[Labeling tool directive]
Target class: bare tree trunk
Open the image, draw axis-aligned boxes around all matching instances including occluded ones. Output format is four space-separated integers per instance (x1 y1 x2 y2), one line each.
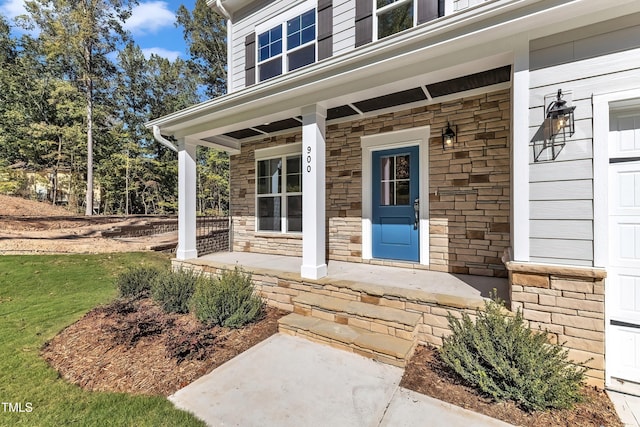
52 136 62 205
125 148 129 215
84 45 94 216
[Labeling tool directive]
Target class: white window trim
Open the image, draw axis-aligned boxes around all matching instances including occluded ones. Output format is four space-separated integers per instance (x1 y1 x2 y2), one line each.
256 0 318 82
373 0 418 42
255 143 303 234
361 126 430 265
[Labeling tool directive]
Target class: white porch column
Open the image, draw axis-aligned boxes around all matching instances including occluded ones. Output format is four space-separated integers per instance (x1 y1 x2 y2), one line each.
512 37 530 262
301 104 327 279
177 138 198 260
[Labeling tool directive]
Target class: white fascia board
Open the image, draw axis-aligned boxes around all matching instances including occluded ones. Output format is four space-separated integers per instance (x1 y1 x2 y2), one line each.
147 0 636 139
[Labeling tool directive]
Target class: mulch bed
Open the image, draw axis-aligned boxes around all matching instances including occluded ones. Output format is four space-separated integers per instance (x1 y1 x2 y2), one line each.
400 345 623 427
42 298 285 396
42 300 624 425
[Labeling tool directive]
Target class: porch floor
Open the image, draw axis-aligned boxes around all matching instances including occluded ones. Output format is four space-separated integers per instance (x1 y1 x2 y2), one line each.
195 252 509 303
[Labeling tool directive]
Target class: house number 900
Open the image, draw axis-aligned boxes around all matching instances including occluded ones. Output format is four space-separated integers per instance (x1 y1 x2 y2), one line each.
306 146 312 172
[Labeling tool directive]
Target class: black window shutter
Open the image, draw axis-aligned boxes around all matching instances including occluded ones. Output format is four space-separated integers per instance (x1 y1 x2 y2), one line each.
317 0 333 60
417 0 444 25
355 0 372 47
245 33 256 87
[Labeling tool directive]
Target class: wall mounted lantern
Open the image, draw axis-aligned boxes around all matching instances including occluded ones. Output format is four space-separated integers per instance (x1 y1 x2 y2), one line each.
545 89 575 141
533 89 576 162
442 122 456 149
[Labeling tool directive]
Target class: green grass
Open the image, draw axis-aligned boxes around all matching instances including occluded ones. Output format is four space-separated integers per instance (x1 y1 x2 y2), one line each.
0 253 205 427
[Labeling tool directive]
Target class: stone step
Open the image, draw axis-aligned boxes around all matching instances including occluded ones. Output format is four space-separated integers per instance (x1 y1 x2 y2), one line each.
292 292 421 340
278 313 415 367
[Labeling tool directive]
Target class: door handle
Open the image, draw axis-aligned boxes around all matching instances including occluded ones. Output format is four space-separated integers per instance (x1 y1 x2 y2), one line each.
413 198 419 230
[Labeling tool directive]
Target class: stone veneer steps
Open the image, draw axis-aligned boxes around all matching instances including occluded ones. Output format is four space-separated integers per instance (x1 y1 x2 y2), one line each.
279 313 415 367
278 291 423 367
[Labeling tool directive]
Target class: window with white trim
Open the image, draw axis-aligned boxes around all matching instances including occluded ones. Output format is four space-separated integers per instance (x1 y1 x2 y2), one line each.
257 8 316 82
375 0 416 40
256 148 302 233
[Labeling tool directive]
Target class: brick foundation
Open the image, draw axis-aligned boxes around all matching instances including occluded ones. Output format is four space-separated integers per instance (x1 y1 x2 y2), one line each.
506 261 606 386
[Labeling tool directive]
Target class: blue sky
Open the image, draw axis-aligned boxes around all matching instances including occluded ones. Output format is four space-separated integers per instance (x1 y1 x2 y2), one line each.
0 0 195 61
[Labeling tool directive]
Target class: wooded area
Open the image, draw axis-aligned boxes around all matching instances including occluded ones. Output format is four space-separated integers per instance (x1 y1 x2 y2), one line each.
0 0 229 215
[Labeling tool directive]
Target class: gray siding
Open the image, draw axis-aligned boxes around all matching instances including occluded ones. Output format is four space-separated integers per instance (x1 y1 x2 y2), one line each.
528 13 640 266
333 0 355 55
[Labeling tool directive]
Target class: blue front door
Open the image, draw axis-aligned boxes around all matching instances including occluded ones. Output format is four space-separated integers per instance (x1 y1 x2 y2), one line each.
372 146 419 262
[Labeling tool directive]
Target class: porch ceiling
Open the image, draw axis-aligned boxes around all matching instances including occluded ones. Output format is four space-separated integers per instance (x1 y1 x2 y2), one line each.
208 65 512 145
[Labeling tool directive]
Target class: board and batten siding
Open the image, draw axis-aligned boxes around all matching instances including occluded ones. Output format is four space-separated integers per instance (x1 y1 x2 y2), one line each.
527 13 640 266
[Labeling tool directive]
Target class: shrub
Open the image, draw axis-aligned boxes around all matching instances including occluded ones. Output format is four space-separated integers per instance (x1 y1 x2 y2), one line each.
191 267 263 328
151 268 198 314
116 266 165 299
439 293 588 412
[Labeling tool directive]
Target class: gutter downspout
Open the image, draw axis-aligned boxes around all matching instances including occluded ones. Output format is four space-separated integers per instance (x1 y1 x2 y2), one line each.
215 0 231 20
152 125 178 152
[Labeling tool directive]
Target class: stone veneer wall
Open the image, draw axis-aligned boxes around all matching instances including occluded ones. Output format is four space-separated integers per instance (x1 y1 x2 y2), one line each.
181 258 606 387
507 261 606 386
230 89 511 276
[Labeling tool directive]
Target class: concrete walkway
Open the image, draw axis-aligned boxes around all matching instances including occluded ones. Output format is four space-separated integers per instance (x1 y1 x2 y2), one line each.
609 391 640 427
169 334 513 427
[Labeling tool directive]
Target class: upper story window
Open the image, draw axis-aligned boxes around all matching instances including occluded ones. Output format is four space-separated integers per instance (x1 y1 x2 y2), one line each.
375 0 416 40
257 8 317 82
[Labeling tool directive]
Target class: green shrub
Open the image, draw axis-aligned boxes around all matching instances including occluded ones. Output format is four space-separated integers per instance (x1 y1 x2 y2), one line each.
151 268 198 314
191 267 263 328
116 266 165 298
439 293 588 412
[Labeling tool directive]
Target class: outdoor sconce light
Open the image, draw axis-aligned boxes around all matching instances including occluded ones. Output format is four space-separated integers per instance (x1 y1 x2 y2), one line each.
442 122 456 149
533 89 576 162
545 89 575 140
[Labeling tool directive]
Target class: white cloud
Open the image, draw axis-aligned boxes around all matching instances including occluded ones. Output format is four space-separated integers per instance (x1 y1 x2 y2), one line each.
141 47 181 61
124 1 175 35
0 0 27 19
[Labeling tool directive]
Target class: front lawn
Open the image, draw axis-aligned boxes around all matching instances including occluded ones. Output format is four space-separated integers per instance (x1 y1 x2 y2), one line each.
0 253 204 427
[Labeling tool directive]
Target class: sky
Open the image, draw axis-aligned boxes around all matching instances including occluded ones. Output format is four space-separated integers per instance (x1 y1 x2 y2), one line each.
0 0 195 61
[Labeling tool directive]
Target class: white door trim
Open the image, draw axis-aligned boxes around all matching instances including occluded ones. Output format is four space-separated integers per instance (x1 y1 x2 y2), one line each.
360 126 430 265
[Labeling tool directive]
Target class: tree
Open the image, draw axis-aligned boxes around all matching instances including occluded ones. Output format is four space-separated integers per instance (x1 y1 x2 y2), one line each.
176 0 227 99
23 0 134 215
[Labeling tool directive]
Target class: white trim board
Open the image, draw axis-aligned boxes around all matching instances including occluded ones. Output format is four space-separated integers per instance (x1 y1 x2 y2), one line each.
360 126 430 265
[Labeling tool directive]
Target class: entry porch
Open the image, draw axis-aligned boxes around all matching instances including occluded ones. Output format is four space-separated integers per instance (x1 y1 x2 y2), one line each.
175 251 508 367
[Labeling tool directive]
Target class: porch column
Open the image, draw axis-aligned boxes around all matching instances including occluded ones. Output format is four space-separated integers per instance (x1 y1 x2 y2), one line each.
512 36 530 262
301 104 327 279
177 138 198 260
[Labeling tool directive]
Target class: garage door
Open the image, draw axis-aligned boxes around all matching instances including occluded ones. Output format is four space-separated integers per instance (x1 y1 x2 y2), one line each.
608 109 640 393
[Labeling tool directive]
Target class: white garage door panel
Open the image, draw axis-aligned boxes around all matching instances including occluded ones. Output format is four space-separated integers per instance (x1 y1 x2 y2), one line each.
610 166 640 216
608 325 640 383
612 221 640 267
609 268 640 323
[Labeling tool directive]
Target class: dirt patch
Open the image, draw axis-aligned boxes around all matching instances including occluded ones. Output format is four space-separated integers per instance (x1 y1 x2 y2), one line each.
0 194 76 217
401 345 623 427
0 195 177 254
42 298 285 396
